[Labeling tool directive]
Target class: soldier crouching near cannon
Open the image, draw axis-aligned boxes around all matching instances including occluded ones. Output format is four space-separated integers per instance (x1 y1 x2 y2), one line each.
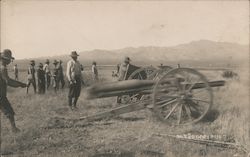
66 51 83 110
0 49 27 133
117 56 146 103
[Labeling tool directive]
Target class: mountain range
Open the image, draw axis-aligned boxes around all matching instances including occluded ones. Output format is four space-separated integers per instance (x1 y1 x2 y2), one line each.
15 40 249 69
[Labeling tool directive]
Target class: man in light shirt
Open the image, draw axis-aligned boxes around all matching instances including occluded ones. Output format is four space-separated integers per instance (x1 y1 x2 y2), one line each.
43 59 51 90
91 61 98 82
66 51 83 110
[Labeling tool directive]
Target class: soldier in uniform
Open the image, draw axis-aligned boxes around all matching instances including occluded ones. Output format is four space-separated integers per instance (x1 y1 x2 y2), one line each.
117 56 146 103
43 59 51 90
91 61 98 81
66 51 83 110
26 60 36 94
57 60 65 89
0 49 27 133
37 63 45 94
13 64 18 80
52 60 59 93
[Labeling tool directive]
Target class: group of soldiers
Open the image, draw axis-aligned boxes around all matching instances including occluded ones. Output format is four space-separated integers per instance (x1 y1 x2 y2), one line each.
0 49 88 133
0 48 134 133
25 59 65 94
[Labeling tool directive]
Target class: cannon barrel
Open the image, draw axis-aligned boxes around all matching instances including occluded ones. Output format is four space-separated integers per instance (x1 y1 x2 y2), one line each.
83 79 225 99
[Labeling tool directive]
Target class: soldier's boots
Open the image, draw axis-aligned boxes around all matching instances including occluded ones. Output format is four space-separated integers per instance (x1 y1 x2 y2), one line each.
12 126 21 133
73 97 79 110
68 97 74 110
68 97 79 111
9 115 21 133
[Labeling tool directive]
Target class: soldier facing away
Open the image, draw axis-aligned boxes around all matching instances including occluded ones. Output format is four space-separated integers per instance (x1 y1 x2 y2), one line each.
66 51 83 110
26 60 36 94
0 49 27 133
37 63 45 94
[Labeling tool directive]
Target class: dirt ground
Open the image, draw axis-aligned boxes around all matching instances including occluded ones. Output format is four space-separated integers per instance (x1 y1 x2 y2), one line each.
1 69 249 157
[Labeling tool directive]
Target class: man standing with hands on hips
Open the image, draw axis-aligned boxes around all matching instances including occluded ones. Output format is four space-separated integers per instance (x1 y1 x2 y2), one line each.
66 51 83 110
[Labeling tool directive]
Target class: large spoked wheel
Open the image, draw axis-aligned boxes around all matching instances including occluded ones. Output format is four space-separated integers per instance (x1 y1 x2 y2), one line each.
152 66 173 81
152 68 213 125
128 66 157 80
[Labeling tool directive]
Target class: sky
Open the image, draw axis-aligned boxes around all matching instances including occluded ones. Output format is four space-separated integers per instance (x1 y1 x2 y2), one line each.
0 0 249 59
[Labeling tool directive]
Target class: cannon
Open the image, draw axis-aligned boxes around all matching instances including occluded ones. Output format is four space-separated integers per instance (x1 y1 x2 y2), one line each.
81 67 225 125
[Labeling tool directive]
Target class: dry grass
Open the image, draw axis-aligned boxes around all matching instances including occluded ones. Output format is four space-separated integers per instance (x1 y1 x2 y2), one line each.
1 67 249 157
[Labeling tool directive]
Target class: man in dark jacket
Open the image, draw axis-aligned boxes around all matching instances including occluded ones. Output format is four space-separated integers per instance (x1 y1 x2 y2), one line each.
57 60 65 89
37 63 45 94
0 49 27 133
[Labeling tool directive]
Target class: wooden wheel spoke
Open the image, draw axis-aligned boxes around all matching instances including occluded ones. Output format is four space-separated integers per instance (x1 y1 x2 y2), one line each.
177 104 183 125
188 98 210 104
139 73 143 79
164 102 179 120
187 100 205 117
158 98 177 108
184 105 192 119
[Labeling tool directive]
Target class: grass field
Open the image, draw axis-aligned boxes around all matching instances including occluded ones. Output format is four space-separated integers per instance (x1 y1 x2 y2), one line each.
1 65 249 157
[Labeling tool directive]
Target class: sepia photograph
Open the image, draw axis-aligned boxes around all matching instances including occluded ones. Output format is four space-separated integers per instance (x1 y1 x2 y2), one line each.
0 0 249 156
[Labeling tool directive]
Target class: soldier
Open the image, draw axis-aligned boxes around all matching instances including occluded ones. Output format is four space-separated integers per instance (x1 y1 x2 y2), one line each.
26 60 36 94
13 64 18 80
66 51 83 110
117 56 146 103
52 60 59 93
118 57 129 81
91 61 98 81
0 49 27 133
117 64 120 74
57 60 65 89
37 63 45 94
43 59 51 90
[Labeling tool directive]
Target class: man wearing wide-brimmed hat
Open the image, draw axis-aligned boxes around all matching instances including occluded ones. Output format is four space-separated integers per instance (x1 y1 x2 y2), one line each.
66 51 83 110
37 63 45 94
118 56 131 81
0 49 27 133
26 60 36 94
117 56 146 103
43 59 51 90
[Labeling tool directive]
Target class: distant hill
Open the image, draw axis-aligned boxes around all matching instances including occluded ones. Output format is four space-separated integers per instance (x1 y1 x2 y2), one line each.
13 40 249 70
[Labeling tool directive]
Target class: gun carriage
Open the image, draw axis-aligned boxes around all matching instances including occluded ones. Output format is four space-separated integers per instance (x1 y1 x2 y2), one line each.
81 67 225 126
